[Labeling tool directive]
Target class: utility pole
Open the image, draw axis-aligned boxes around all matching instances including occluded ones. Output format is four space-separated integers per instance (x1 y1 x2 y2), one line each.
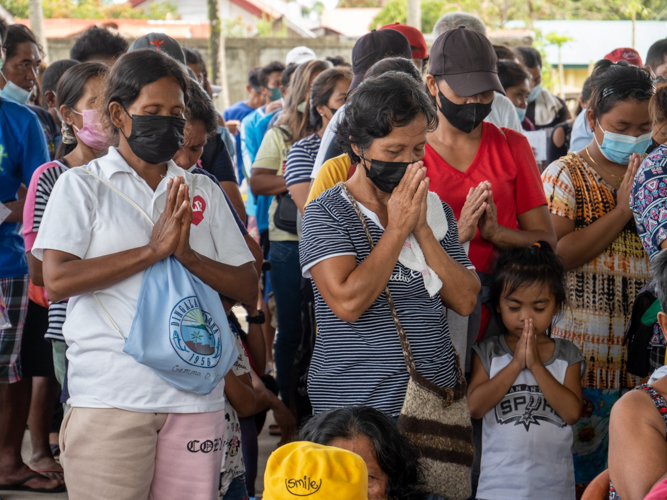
217 0 230 109
28 0 48 63
406 0 420 31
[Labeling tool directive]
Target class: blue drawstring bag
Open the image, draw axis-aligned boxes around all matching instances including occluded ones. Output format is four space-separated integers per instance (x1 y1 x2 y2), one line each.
85 170 237 395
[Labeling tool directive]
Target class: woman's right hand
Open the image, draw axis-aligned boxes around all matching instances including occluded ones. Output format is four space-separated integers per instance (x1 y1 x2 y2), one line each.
148 177 191 260
614 153 641 221
458 182 489 243
387 163 427 237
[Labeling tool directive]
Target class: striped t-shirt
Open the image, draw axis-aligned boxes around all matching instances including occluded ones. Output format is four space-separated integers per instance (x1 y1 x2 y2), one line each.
23 159 69 342
284 133 321 187
300 184 472 416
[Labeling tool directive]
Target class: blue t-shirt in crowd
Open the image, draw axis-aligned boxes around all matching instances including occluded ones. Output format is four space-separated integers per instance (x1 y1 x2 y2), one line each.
0 98 50 278
241 106 275 234
223 100 255 182
570 108 593 153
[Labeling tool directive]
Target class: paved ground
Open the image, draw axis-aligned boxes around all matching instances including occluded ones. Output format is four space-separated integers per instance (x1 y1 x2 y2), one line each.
0 416 278 500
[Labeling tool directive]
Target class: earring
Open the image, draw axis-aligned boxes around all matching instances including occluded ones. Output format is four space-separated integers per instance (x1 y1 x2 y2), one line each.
320 113 324 116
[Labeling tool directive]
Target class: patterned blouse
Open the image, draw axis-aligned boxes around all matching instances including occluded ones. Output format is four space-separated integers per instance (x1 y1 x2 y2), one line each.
542 152 650 390
609 383 667 499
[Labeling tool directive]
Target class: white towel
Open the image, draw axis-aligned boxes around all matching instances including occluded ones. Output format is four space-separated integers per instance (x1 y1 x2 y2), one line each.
398 192 448 297
650 365 667 384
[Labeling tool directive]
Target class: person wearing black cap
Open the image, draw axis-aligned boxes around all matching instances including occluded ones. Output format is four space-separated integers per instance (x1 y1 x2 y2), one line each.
308 29 412 182
424 26 556 343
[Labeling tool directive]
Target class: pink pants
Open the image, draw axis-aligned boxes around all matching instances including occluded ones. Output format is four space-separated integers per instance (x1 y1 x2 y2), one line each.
60 407 225 500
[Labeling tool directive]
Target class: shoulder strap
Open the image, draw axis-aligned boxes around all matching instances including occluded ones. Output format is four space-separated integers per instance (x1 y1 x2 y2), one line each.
80 169 154 227
338 182 417 373
639 384 667 426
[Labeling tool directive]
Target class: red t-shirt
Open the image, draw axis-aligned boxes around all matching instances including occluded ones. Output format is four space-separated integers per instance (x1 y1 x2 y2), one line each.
645 479 667 500
424 122 547 274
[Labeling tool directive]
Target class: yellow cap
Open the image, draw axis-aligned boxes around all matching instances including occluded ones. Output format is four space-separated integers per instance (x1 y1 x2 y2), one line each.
263 441 369 500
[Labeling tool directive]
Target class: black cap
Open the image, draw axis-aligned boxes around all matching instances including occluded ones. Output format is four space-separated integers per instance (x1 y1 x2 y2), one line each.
128 33 186 66
428 26 504 97
351 29 412 90
248 67 261 92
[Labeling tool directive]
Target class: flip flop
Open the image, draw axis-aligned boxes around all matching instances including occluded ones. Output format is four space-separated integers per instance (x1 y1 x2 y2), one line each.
0 473 66 493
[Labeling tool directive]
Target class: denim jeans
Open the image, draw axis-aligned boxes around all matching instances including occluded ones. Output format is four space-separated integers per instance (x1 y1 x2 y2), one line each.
269 240 303 408
222 475 249 500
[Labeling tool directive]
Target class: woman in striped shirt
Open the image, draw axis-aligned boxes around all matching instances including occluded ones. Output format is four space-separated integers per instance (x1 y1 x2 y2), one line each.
299 71 480 417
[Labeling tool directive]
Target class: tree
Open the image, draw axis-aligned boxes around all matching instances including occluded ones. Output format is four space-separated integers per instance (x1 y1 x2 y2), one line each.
0 0 178 20
545 32 572 98
338 0 381 8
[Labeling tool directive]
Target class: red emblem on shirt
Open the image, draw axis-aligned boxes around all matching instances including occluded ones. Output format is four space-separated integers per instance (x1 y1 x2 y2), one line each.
192 196 206 226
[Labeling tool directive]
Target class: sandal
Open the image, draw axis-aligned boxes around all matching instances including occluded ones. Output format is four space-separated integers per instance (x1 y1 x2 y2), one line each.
0 473 66 493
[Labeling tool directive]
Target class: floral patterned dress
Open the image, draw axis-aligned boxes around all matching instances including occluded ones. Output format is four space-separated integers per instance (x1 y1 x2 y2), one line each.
542 152 650 492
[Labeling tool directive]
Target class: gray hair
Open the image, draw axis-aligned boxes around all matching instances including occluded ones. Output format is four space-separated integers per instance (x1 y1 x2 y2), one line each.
432 12 487 38
653 249 667 312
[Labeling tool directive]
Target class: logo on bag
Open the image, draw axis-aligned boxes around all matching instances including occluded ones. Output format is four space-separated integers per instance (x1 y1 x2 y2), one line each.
170 297 222 367
192 196 206 226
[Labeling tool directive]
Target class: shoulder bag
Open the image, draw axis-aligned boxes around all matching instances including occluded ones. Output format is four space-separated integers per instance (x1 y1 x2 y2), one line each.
340 182 474 500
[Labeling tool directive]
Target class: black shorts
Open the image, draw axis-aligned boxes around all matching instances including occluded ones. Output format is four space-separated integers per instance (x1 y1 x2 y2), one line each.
20 300 55 378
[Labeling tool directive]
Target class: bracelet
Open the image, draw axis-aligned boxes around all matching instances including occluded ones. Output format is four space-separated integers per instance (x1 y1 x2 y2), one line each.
246 310 265 325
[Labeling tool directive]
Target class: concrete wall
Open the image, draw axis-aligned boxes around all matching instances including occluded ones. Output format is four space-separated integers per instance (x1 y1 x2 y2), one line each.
46 36 356 108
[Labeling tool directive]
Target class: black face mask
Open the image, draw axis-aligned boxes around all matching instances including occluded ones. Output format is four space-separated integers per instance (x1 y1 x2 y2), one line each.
438 90 492 134
328 106 338 115
646 137 662 155
360 155 410 193
122 111 186 164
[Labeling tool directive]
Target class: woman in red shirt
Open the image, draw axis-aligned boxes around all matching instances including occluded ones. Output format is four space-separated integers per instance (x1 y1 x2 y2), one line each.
423 27 556 340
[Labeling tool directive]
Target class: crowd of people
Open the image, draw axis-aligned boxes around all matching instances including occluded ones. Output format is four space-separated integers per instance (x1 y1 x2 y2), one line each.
4 9 667 500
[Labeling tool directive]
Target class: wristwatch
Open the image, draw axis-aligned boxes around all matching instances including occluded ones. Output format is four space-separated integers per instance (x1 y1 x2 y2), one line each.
246 310 266 325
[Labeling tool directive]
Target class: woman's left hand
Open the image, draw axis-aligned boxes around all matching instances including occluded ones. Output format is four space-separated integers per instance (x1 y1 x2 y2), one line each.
173 179 194 263
413 174 431 240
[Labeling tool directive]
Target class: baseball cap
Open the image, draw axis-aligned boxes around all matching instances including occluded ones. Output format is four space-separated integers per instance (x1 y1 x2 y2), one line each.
428 26 504 97
351 29 412 90
263 442 369 500
286 46 317 65
128 33 185 66
248 67 261 92
379 22 428 60
605 47 644 67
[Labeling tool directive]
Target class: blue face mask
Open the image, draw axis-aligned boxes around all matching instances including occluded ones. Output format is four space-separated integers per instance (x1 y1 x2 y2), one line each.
595 120 652 165
527 83 542 103
0 71 32 104
515 106 527 122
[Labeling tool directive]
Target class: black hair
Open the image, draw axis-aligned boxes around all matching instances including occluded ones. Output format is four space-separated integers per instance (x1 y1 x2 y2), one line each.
185 78 218 137
4 24 42 61
258 61 285 89
336 71 437 164
280 62 299 88
646 39 667 71
493 44 520 62
365 56 422 83
298 407 426 500
581 77 592 103
42 59 79 98
54 62 109 158
652 250 667 312
588 59 654 120
103 49 189 141
515 46 541 69
248 67 261 89
325 55 351 68
491 242 567 328
0 17 7 45
182 46 205 71
309 66 352 131
497 60 530 91
69 26 128 62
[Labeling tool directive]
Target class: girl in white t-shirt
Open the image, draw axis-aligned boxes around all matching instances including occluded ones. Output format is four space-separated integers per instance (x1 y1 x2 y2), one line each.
467 242 584 500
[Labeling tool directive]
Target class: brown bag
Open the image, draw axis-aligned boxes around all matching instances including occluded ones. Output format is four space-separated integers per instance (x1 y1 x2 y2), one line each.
340 182 474 500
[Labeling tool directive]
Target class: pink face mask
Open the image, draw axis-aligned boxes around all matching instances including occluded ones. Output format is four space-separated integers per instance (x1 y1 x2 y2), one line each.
72 109 112 151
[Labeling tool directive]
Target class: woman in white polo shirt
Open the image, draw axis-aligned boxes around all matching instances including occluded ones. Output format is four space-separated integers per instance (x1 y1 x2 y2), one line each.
32 49 257 500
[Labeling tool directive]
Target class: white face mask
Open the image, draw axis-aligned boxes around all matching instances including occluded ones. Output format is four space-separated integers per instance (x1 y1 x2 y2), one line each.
0 70 32 104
